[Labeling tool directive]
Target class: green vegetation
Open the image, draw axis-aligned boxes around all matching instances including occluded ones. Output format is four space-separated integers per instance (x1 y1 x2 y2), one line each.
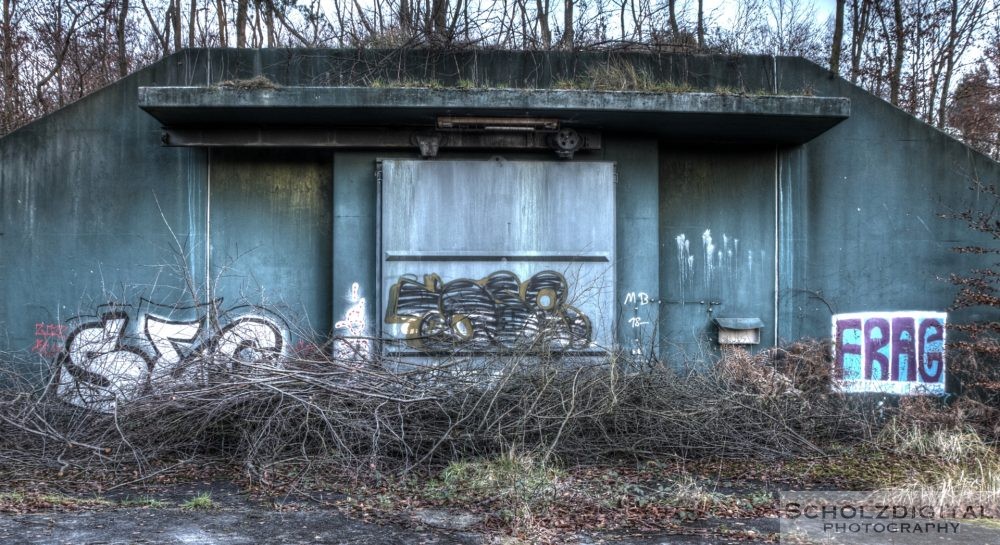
180 492 215 510
118 496 169 508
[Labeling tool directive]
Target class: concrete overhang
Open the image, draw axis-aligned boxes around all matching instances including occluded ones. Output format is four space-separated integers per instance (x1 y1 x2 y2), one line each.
138 86 850 144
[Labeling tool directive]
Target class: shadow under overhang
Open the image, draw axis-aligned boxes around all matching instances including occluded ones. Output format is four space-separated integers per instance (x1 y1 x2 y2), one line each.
138 86 850 146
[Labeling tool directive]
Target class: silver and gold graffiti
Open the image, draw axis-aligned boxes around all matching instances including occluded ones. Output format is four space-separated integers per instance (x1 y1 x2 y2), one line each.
385 270 591 351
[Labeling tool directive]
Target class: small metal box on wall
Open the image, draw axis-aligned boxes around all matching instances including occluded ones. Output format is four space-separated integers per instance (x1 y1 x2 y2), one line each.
714 317 764 346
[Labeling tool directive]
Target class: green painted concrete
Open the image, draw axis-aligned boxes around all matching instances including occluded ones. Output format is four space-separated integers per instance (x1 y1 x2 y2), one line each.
209 149 332 336
659 145 779 360
331 151 385 342
605 137 660 356
0 58 208 370
774 57 999 341
1 48 997 369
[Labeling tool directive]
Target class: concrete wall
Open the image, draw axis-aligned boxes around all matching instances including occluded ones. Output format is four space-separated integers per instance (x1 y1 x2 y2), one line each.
0 57 208 373
2 49 997 375
659 145 778 361
774 57 997 342
209 149 332 336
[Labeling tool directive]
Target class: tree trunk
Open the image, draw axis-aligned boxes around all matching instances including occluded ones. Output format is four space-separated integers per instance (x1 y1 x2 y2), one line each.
400 0 411 34
849 0 872 84
1 0 18 132
236 0 247 47
830 0 844 74
188 0 196 48
216 0 227 47
164 4 172 53
433 0 448 45
518 0 527 48
937 0 959 127
535 0 550 47
667 0 678 35
171 0 181 52
267 0 311 46
140 0 169 54
560 0 573 49
117 0 129 77
264 0 275 46
889 0 903 105
697 0 704 47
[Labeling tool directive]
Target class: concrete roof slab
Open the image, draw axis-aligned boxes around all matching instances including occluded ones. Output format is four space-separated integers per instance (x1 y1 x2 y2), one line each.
138 86 850 144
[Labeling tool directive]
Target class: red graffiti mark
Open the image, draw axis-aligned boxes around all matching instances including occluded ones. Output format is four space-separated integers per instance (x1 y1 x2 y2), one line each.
292 339 324 360
34 323 67 338
32 322 67 358
32 339 62 358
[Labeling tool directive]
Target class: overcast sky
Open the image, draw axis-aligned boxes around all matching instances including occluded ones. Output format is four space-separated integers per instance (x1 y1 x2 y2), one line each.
704 0 837 27
315 0 844 48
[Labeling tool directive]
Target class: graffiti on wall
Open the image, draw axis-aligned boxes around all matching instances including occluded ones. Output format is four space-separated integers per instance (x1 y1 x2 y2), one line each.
674 230 762 299
52 299 287 411
385 270 592 351
832 311 947 395
334 282 371 361
33 323 68 358
623 290 657 355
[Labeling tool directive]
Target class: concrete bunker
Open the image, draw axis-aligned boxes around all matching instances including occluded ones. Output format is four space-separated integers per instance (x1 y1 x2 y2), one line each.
1 49 994 405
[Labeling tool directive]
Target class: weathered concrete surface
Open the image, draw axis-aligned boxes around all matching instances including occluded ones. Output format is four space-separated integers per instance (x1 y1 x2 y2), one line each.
410 508 487 531
139 87 849 144
0 508 482 545
0 508 782 545
139 87 849 116
0 480 778 545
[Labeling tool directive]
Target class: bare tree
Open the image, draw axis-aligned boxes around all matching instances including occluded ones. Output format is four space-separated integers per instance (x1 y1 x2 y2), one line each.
936 0 988 127
187 0 194 47
696 0 703 47
169 0 180 51
1 0 26 134
140 0 168 55
560 0 572 49
888 0 903 105
235 0 247 47
830 0 844 74
0 0 997 149
948 62 998 158
536 0 550 47
116 0 129 76
667 0 678 35
848 0 873 83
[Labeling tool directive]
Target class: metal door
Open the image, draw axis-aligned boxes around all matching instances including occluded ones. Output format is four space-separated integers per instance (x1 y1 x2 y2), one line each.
380 159 616 355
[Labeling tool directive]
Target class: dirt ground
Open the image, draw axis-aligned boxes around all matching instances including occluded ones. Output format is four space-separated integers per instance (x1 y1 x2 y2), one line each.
0 510 781 545
0 480 781 545
4 477 996 544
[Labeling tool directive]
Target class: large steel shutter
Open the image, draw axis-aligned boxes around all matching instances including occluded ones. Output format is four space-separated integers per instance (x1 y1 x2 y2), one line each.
380 159 616 355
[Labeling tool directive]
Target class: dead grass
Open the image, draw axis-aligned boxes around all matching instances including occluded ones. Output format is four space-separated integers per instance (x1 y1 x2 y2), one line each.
6 338 996 539
555 59 697 92
877 419 992 462
0 343 884 487
0 491 112 513
215 76 280 90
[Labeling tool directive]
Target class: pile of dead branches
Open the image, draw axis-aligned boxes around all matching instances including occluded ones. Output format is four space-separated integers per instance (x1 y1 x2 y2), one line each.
0 342 881 482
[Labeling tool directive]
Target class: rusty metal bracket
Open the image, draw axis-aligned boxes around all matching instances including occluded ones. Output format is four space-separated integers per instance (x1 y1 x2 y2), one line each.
661 299 723 314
